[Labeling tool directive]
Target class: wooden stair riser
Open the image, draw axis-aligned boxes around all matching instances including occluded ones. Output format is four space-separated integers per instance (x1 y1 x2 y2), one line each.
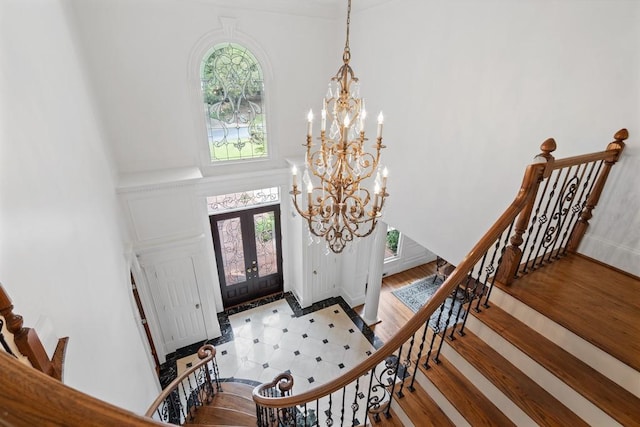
490 285 640 396
464 314 621 426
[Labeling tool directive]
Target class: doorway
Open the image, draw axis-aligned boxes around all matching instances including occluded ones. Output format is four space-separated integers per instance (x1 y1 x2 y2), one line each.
210 204 283 308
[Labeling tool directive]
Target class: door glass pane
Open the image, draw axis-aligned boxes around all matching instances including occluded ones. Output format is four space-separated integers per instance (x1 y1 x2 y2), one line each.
254 211 278 277
217 217 246 285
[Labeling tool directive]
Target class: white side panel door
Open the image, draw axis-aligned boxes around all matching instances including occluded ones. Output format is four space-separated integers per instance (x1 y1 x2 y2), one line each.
147 257 207 353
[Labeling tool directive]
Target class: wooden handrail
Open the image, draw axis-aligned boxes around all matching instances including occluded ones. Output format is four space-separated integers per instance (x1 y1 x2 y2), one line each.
253 128 629 410
0 283 68 380
144 344 217 418
0 351 167 426
253 147 551 408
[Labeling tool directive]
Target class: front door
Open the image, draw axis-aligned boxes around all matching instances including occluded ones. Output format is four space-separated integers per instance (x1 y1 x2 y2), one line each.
210 204 283 308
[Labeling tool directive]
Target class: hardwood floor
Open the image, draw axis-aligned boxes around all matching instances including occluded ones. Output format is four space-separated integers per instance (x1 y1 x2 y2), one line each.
354 262 438 344
494 253 640 373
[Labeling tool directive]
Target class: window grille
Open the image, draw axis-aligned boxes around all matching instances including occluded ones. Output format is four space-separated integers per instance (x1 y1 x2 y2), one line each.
207 187 280 215
201 43 267 162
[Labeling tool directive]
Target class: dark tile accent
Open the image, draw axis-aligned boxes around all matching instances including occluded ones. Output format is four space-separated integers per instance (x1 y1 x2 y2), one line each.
315 356 322 362
158 291 383 389
308 377 315 383
221 350 227 356
338 363 345 369
253 338 259 344
272 309 278 313
283 328 288 333
349 328 355 333
322 339 328 344
186 362 192 368
263 363 269 369
302 333 308 339
329 323 335 328
245 318 251 323
309 318 315 323
273 344 279 350
366 350 372 356
294 350 300 356
344 345 350 350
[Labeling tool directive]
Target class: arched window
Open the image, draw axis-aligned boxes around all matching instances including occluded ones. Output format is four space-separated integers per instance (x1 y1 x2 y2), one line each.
201 43 267 162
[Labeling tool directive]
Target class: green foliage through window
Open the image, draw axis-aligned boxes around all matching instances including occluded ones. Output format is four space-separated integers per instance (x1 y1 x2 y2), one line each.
386 228 400 258
201 43 267 162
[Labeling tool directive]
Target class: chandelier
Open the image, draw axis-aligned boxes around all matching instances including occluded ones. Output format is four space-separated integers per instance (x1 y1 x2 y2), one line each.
290 0 388 254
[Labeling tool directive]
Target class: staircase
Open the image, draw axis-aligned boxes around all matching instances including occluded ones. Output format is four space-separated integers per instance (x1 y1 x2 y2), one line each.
374 255 640 426
188 381 257 427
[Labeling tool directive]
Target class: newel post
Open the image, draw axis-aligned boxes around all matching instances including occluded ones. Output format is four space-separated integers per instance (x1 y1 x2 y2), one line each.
567 129 628 253
495 138 556 285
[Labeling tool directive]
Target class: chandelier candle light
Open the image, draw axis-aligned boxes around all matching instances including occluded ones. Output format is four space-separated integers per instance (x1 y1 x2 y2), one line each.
290 0 389 254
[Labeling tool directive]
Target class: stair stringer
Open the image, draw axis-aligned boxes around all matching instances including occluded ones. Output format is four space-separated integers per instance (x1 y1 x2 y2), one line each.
490 286 640 397
439 342 537 426
465 313 622 426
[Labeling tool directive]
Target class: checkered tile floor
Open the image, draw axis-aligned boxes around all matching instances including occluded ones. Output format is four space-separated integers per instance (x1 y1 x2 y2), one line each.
177 299 376 394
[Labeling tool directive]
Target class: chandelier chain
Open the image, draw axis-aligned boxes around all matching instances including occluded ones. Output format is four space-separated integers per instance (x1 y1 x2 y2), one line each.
344 0 352 61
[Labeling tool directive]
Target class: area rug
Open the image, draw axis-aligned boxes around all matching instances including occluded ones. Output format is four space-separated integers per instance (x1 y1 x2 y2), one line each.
391 275 464 331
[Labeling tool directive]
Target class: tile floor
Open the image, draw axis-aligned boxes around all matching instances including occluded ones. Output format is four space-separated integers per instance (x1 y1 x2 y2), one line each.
176 298 378 394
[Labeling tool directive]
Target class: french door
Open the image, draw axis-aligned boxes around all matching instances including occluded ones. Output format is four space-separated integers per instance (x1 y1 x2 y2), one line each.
210 204 283 308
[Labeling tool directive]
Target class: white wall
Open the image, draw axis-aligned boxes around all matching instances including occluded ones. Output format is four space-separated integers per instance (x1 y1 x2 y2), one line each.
352 0 640 274
0 0 159 413
69 0 341 175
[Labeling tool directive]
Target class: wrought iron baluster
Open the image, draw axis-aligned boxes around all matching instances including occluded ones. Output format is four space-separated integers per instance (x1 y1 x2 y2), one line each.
434 292 457 364
408 319 430 391
340 386 346 426
351 377 360 426
483 223 513 308
533 167 571 268
543 166 577 264
558 161 597 255
364 366 376 423
396 331 416 398
424 304 446 370
521 175 554 274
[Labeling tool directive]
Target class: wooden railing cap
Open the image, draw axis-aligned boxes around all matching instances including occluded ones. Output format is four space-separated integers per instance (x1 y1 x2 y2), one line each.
614 128 629 141
540 138 557 156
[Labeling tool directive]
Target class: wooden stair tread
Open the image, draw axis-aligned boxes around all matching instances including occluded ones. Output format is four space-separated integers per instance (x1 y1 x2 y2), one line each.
212 392 255 415
367 408 404 426
446 328 589 426
219 381 255 397
473 304 640 425
189 406 256 426
419 354 515 426
495 254 640 372
394 380 455 426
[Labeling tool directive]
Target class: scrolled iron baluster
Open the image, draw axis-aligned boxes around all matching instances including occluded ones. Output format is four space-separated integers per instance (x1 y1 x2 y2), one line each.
558 161 598 255
351 377 360 426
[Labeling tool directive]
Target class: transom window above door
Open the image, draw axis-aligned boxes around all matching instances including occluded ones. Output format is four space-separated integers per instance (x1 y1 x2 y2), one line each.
206 187 280 215
201 43 268 162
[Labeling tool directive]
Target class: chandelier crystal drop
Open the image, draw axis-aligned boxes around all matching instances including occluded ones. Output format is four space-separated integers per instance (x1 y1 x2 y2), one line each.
290 0 389 254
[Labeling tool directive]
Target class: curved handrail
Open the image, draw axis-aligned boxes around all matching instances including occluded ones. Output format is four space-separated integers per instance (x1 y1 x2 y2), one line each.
254 153 549 408
253 128 628 409
144 344 217 417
